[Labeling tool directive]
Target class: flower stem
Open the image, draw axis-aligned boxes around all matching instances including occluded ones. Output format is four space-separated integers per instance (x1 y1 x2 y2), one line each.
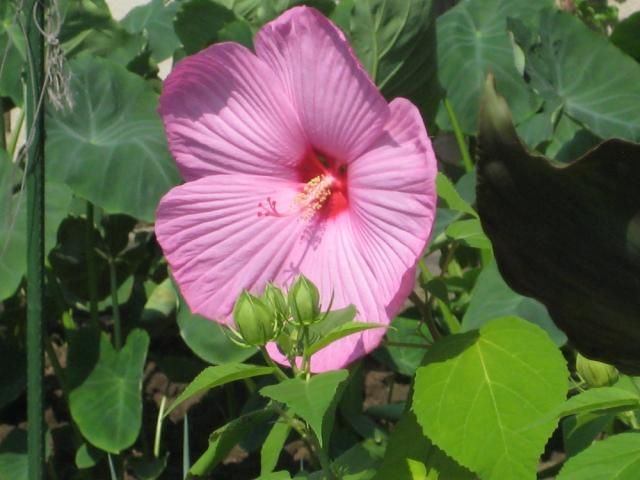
86 202 99 329
108 259 122 349
444 98 474 173
260 347 289 382
409 292 441 341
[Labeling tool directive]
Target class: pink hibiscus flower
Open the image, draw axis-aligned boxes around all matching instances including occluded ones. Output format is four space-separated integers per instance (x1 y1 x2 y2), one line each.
155 6 437 372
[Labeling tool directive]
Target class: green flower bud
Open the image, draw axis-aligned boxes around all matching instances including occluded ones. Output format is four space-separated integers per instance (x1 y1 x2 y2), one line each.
576 353 619 388
288 275 321 325
233 291 276 346
263 283 289 320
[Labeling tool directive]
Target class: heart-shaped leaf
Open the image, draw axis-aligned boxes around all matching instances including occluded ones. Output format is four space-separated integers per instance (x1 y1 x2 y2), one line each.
68 329 150 453
413 316 568 480
46 55 181 221
122 0 181 62
476 75 640 373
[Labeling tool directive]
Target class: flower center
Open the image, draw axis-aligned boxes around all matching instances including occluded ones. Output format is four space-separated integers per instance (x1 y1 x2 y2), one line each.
258 149 348 220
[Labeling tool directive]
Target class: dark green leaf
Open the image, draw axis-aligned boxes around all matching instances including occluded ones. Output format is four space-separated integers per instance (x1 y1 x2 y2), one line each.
0 2 25 105
0 153 72 300
165 363 274 417
122 0 181 61
413 316 568 480
562 412 614 458
0 336 26 408
374 316 428 377
46 55 181 221
611 11 640 63
174 0 253 54
177 293 257 364
0 429 27 480
557 433 640 480
68 329 150 453
445 219 492 249
260 370 348 447
435 0 551 133
344 0 440 119
190 409 277 476
462 260 566 346
514 10 640 142
476 75 640 373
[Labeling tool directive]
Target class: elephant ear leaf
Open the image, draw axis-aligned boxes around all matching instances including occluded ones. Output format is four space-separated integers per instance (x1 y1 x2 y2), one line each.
476 74 640 374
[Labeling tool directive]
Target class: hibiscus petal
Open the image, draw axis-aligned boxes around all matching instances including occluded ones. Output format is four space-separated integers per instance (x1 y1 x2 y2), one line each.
348 98 438 306
254 6 389 163
155 174 309 323
267 213 390 372
159 42 306 181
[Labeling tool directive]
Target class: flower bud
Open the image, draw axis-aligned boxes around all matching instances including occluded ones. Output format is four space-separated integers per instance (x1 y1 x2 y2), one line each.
233 291 276 346
576 353 619 388
263 283 289 320
288 275 321 325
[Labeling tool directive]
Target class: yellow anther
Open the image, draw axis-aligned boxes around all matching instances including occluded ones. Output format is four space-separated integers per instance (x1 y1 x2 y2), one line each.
294 175 333 220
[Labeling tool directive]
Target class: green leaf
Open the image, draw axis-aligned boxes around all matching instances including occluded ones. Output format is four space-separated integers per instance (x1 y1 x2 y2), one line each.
177 293 257 364
261 420 291 475
412 316 568 480
436 173 478 218
444 219 492 249
308 438 385 480
515 10 640 142
554 387 640 419
476 75 640 374
0 2 26 105
373 410 475 480
122 0 181 61
46 55 180 221
59 0 146 66
260 370 349 447
462 260 566 346
374 316 429 377
611 11 640 63
190 408 277 476
344 0 440 119
165 363 274 417
562 412 615 458
435 0 552 133
75 442 104 469
307 305 358 339
68 329 150 453
0 429 27 480
141 278 178 326
174 0 253 54
305 321 382 357
557 433 640 480
0 153 72 300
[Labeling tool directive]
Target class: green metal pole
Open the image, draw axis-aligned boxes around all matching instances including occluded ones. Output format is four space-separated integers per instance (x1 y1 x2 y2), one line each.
24 0 46 477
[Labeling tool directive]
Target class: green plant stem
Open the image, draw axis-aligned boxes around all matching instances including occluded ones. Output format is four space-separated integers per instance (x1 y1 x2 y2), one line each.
154 396 167 458
7 108 24 159
409 292 441 341
108 259 122 349
260 347 289 382
0 101 5 150
24 0 46 477
86 202 99 328
444 98 474 172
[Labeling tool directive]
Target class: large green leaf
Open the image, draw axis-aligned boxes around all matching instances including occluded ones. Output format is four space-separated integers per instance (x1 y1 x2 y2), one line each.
557 433 640 480
462 260 566 346
476 76 640 373
514 10 640 142
122 0 181 62
46 55 180 221
164 363 275 417
341 0 440 119
611 11 640 63
68 329 150 453
177 294 257 364
0 429 27 480
412 316 568 480
372 410 475 480
0 153 72 300
435 0 551 133
260 370 349 447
